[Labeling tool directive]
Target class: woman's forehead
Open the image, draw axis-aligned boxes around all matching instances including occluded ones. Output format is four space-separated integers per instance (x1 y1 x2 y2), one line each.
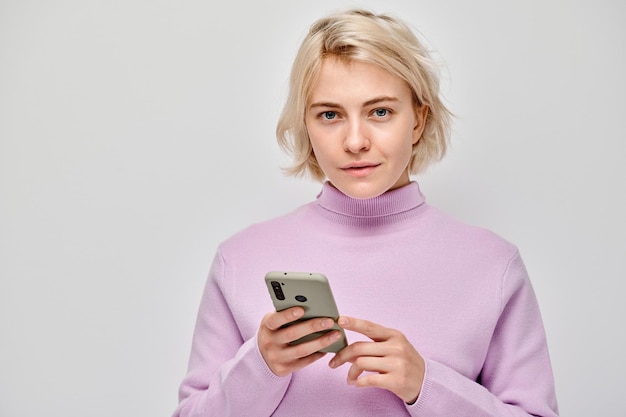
307 58 412 106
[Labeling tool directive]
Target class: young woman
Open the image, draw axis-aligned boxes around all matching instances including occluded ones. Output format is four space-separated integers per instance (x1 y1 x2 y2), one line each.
173 9 558 417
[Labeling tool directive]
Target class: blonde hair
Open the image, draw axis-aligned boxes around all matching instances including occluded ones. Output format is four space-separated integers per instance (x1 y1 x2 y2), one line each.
276 9 453 181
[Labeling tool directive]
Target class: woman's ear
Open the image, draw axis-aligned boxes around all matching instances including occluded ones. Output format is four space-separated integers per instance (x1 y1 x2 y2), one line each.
412 105 429 145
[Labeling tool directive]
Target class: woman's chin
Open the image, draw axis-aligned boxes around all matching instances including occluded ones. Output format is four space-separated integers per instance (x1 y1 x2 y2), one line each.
328 181 388 200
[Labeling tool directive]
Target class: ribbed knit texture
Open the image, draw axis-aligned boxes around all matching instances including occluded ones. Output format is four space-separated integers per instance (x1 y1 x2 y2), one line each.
173 182 558 417
315 182 424 225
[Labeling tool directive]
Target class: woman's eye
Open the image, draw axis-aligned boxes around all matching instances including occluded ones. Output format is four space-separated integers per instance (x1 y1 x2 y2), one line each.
374 108 389 117
322 111 337 120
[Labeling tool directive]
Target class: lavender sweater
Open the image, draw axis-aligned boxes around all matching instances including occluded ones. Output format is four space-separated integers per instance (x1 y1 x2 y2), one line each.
174 182 558 417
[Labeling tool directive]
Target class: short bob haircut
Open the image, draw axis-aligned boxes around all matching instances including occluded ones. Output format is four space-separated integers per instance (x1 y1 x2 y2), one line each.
276 9 453 181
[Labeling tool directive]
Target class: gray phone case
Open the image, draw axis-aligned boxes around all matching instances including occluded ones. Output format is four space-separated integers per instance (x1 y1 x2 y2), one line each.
265 271 347 353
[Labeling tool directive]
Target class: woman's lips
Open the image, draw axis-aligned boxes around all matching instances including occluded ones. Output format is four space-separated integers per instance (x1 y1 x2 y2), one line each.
341 163 380 177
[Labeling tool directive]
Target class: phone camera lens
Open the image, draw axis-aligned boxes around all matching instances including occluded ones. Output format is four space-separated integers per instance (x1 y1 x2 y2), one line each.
295 295 307 302
271 281 285 300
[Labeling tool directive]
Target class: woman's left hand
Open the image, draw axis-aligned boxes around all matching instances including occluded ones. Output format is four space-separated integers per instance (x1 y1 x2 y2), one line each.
328 316 425 404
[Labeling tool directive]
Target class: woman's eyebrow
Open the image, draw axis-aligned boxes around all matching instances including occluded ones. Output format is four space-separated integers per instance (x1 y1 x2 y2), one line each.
309 96 399 110
363 96 399 107
309 101 342 109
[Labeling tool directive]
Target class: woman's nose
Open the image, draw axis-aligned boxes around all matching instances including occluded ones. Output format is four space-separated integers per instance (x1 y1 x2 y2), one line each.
343 119 370 153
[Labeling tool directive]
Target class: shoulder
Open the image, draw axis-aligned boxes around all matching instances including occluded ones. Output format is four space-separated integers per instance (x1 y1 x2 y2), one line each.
218 202 314 254
420 203 520 262
419 204 530 306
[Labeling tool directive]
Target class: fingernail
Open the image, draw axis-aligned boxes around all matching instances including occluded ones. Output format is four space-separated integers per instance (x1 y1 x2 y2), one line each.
338 317 348 326
293 308 303 317
322 319 333 328
329 330 340 340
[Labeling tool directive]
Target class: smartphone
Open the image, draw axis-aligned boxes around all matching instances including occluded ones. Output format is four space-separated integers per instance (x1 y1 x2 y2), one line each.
265 271 347 353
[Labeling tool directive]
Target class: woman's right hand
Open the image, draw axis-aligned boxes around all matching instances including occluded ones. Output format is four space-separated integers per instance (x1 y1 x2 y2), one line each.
258 307 342 377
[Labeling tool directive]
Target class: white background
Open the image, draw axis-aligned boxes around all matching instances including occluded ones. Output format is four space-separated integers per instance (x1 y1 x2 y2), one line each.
1 1 624 416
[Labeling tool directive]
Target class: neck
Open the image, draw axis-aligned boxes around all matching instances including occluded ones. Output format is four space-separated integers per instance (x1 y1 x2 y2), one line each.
314 181 425 227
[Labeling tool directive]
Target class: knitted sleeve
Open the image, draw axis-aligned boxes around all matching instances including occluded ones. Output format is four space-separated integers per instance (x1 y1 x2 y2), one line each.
407 252 559 417
172 250 291 417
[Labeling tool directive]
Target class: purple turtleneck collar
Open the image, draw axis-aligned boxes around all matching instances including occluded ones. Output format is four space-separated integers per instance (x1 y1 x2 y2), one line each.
314 181 426 226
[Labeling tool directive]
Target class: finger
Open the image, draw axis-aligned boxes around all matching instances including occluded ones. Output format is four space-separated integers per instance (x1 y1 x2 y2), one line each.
267 350 327 377
346 362 364 385
349 365 421 404
338 316 395 342
346 356 388 383
276 317 337 346
329 341 381 369
264 307 304 331
286 329 343 359
350 370 387 389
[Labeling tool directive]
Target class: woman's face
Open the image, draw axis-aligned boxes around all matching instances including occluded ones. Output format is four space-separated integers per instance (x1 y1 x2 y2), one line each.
305 58 427 199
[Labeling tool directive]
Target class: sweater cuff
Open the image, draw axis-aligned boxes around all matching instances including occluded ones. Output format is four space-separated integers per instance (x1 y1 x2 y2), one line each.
248 333 292 384
216 334 291 415
405 358 433 415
